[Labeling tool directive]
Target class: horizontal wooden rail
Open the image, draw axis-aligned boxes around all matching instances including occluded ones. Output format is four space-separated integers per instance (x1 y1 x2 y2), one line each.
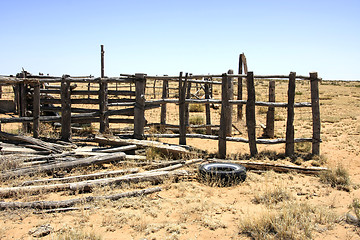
144 133 315 144
145 99 311 107
40 89 135 96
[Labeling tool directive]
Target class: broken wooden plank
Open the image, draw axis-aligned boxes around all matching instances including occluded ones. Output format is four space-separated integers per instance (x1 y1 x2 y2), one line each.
0 187 162 210
20 168 140 186
0 131 63 153
92 145 137 153
0 170 187 198
0 152 126 180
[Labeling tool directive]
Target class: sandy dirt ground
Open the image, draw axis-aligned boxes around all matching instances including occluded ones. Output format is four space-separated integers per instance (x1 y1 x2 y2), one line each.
0 79 359 239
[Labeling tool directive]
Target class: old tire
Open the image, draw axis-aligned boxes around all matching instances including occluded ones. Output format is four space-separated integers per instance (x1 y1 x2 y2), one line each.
198 163 246 186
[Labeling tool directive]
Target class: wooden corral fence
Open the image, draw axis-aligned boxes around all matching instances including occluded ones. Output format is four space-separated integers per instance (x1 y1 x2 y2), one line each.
0 55 321 158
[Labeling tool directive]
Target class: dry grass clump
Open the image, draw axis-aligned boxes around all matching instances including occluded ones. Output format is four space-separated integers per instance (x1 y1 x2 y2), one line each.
319 165 351 191
239 202 337 240
0 155 22 171
189 104 204 112
189 115 204 125
54 226 101 240
253 186 292 205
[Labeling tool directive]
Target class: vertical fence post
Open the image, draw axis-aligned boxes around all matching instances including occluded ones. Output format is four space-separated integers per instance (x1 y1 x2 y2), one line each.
99 78 109 133
160 79 168 126
134 74 146 139
246 71 258 156
33 81 41 138
204 81 211 135
227 69 234 135
310 72 321 155
237 53 243 121
61 75 72 142
179 72 187 145
20 82 29 133
218 73 229 158
285 72 296 156
265 80 275 138
185 81 192 126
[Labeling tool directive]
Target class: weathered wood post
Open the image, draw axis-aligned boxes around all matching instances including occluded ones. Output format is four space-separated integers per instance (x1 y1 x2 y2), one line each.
227 69 234 135
179 72 188 145
246 71 258 156
32 81 41 138
99 78 109 133
185 81 192 126
265 80 276 138
204 80 212 135
285 72 296 156
61 75 72 142
160 79 168 126
134 73 146 139
310 72 321 155
20 71 29 132
237 53 243 121
218 73 229 158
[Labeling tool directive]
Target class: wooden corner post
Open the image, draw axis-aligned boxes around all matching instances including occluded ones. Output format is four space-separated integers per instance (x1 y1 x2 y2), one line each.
218 73 229 158
285 72 296 156
246 71 258 156
61 75 72 142
32 81 41 138
310 72 321 155
134 74 146 140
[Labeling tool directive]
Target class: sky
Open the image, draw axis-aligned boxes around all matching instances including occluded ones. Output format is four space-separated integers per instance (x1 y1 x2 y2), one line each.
0 0 359 80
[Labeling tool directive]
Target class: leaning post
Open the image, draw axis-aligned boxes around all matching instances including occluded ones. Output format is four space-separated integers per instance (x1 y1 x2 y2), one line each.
310 72 321 155
99 78 109 133
134 73 146 139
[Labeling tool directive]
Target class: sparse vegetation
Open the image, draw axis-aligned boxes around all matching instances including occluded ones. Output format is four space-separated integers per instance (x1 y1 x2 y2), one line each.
320 165 351 191
55 226 102 240
189 115 204 125
253 185 292 205
239 202 337 239
189 104 204 112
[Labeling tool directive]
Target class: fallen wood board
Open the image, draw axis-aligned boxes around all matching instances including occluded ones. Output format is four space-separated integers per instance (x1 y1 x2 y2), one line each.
92 145 137 153
0 152 126 180
94 136 192 157
0 170 186 198
0 187 162 210
208 159 328 175
20 168 140 186
0 131 63 153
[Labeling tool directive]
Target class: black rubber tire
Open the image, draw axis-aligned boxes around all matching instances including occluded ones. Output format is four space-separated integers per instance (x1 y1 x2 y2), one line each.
198 163 246 186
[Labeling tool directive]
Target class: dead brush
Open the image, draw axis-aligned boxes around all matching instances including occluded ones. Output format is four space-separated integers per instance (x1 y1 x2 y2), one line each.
319 164 351 191
0 155 22 171
239 202 337 239
53 225 101 240
252 185 292 205
189 104 204 112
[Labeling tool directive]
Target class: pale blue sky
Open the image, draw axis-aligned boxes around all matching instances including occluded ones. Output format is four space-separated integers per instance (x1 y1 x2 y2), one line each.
0 0 359 80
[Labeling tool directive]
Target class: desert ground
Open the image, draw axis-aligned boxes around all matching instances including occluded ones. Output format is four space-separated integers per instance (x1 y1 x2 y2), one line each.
0 79 359 239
